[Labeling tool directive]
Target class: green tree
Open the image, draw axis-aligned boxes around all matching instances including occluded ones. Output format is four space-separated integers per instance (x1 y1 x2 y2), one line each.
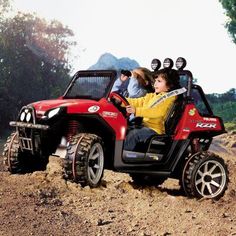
219 0 236 43
0 0 11 15
206 88 236 123
0 11 76 131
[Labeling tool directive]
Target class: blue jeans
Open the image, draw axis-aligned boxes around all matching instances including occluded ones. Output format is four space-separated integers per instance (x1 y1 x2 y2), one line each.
124 127 157 151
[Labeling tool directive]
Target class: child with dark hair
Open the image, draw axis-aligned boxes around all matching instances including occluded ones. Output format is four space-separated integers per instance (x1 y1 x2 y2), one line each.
124 68 182 151
111 67 154 98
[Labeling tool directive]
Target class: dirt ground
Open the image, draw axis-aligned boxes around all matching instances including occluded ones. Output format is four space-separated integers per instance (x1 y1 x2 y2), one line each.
0 133 236 236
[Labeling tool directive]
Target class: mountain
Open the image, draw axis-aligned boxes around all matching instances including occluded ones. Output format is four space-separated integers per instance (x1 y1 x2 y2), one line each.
88 53 140 71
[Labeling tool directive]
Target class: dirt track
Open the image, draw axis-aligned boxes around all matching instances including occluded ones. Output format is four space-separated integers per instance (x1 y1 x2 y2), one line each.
0 134 236 236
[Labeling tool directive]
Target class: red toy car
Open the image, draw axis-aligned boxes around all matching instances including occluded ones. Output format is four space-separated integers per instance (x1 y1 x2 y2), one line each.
3 57 228 199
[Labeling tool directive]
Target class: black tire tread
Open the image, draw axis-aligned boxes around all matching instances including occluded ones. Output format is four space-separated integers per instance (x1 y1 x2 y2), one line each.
2 132 22 173
182 151 229 199
64 133 103 187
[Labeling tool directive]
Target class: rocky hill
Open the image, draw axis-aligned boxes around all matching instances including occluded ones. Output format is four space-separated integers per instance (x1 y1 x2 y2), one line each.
88 53 140 71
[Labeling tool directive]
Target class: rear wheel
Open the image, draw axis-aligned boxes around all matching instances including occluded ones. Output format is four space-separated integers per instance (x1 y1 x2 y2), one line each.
64 133 104 187
181 152 228 200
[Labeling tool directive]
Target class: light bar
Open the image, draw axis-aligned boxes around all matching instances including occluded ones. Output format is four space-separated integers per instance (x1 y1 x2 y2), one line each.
151 58 161 71
163 58 174 69
176 57 187 70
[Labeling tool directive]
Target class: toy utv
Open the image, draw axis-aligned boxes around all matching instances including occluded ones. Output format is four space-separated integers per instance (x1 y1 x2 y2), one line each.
2 57 228 199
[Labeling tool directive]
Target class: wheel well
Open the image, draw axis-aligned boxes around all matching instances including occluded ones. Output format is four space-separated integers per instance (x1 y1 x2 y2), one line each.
66 114 116 169
188 132 213 151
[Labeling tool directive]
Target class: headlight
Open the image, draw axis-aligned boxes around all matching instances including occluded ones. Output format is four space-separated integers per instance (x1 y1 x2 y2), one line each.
19 108 33 122
47 107 61 119
163 58 174 69
151 58 161 71
176 57 187 70
26 112 31 122
20 112 26 121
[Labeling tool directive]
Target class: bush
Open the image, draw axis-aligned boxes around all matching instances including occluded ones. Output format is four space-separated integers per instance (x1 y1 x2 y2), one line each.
224 122 236 132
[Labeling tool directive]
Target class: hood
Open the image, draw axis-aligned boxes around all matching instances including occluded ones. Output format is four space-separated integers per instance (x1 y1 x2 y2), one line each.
31 98 102 117
32 99 77 110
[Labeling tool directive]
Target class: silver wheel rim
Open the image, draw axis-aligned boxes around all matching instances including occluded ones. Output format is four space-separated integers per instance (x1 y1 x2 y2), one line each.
87 143 104 185
195 160 227 198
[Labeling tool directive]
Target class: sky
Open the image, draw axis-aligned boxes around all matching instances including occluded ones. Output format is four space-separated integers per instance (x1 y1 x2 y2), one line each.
12 0 236 93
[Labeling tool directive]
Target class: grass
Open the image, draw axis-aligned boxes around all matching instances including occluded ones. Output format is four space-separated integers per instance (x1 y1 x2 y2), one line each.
225 122 236 132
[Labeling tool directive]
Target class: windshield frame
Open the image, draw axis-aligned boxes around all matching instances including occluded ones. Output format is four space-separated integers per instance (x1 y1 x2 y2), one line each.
63 70 117 100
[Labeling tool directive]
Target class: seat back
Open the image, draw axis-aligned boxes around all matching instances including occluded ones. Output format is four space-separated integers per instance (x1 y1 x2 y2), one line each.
164 95 185 135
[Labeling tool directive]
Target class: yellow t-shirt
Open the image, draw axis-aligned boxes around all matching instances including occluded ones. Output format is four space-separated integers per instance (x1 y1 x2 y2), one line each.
127 92 176 134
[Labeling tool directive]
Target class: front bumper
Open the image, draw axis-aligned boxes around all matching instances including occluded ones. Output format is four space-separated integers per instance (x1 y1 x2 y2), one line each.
10 121 49 154
10 121 49 130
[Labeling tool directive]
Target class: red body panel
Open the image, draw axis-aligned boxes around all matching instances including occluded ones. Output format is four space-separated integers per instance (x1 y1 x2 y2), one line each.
174 103 223 140
32 98 127 140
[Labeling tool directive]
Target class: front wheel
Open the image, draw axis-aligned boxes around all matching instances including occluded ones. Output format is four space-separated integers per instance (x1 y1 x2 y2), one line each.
2 132 22 173
64 133 104 187
181 152 229 200
2 132 48 173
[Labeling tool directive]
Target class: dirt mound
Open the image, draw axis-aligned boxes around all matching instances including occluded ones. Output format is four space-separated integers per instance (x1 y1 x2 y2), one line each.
210 133 236 155
0 134 236 235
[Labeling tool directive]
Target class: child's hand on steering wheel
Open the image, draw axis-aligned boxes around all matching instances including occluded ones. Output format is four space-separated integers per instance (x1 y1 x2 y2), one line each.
126 105 135 114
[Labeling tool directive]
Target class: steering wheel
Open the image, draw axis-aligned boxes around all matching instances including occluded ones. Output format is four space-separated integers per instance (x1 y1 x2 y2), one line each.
109 91 130 117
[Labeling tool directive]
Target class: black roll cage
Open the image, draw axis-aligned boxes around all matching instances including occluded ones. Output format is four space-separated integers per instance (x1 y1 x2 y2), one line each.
178 69 213 115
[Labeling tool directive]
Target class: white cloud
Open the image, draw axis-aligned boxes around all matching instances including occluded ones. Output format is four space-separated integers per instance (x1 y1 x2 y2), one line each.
12 0 236 93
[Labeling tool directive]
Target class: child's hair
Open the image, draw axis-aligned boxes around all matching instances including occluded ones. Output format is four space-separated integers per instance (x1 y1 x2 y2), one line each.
154 68 180 91
120 69 131 77
132 67 154 92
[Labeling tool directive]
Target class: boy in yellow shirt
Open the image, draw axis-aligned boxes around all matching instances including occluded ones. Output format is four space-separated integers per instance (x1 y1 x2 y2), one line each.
124 68 180 151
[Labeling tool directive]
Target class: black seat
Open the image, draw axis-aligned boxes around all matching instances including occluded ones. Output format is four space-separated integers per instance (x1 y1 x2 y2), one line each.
164 95 185 135
145 95 185 154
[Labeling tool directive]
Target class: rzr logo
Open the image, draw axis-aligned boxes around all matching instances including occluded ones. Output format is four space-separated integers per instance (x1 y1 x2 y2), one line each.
196 123 216 128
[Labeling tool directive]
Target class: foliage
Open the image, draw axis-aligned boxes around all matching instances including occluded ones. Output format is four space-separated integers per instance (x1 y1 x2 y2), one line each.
206 88 236 123
224 122 236 132
211 101 236 122
219 0 236 43
0 10 76 131
0 0 11 15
